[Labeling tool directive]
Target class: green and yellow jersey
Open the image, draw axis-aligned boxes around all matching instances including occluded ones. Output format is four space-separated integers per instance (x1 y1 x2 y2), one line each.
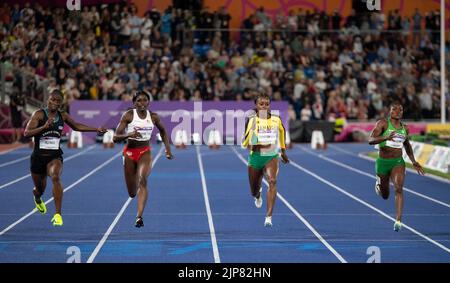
242 112 286 156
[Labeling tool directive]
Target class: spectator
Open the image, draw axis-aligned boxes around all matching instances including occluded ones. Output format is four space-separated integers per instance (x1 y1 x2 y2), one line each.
300 104 312 121
9 85 25 143
0 3 445 125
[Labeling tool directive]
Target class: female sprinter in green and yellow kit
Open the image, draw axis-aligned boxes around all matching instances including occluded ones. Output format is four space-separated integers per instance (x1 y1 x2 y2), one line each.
242 93 289 227
369 102 425 231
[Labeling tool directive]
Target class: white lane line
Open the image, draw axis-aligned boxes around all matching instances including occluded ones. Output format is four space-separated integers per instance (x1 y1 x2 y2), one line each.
287 159 450 254
0 145 27 155
0 150 121 236
328 144 450 185
0 156 29 168
86 147 164 263
231 147 347 263
0 145 97 190
298 145 450 209
197 146 221 263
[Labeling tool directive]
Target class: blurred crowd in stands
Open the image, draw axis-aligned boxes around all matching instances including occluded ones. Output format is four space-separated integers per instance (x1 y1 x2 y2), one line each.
0 2 449 122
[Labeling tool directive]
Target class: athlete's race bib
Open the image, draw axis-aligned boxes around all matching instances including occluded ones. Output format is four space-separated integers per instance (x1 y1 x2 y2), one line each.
386 132 406 149
131 126 153 141
257 131 277 144
39 137 60 150
138 130 152 140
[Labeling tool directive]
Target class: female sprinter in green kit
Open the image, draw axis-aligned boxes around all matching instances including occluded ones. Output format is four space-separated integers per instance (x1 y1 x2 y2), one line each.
369 102 425 231
242 92 289 227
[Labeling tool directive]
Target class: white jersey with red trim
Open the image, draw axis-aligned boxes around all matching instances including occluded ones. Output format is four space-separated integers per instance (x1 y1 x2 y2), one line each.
127 109 154 142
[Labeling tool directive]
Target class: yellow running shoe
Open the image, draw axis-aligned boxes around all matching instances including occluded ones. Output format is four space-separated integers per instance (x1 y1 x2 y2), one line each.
51 213 63 226
34 197 47 214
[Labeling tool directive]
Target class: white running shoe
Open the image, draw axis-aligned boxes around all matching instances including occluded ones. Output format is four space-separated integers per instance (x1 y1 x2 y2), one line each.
393 220 402 232
254 187 263 208
375 176 382 197
264 216 272 227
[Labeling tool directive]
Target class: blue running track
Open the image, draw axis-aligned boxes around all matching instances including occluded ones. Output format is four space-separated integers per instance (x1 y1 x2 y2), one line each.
0 143 449 263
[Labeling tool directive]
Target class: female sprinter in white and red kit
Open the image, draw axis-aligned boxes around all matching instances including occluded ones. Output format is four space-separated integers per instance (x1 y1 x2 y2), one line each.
114 91 173 227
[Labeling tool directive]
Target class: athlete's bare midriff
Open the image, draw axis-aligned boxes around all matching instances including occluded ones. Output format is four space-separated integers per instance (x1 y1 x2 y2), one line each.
127 139 150 149
251 144 273 153
379 146 403 159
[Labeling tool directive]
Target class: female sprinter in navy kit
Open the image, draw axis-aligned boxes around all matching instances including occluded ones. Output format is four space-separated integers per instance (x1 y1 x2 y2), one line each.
24 89 107 226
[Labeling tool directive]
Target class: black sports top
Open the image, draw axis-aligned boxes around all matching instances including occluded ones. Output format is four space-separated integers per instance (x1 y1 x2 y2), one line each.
33 108 64 156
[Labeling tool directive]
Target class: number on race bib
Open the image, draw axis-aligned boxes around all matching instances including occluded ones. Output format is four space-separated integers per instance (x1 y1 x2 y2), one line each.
39 137 60 150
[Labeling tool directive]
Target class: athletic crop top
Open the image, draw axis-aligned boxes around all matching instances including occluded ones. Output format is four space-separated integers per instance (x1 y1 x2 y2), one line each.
379 118 407 149
33 108 64 156
241 112 286 155
127 109 154 142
